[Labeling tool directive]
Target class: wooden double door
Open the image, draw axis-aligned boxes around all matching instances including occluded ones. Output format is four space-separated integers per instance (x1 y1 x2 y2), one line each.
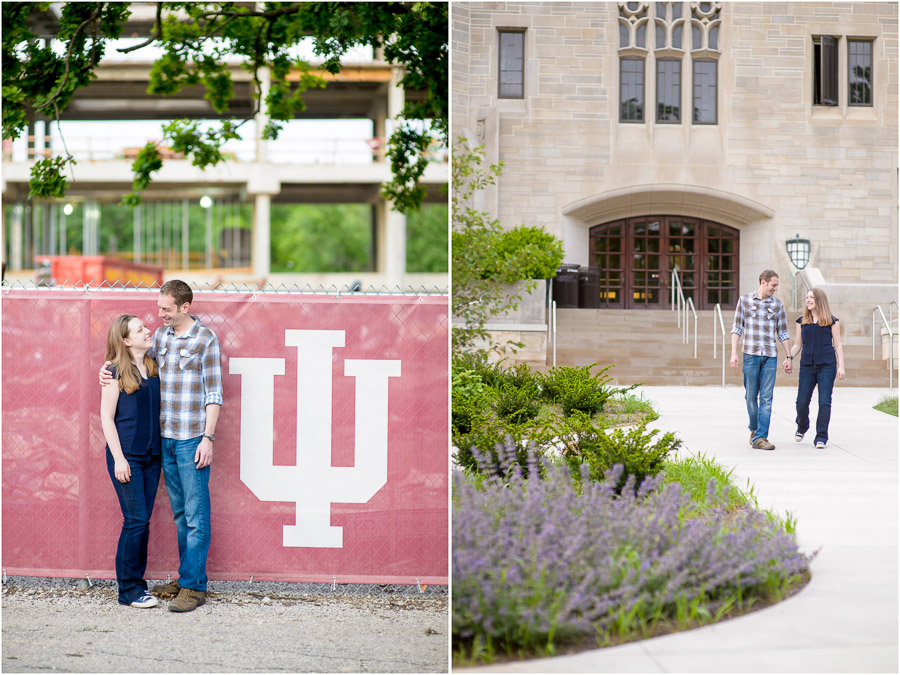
589 216 739 310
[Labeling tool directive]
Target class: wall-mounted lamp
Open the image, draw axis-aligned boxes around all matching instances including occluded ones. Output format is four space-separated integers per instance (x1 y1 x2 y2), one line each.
785 233 810 270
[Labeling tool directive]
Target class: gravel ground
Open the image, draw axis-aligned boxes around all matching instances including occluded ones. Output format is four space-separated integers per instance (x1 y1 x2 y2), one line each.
1 578 449 673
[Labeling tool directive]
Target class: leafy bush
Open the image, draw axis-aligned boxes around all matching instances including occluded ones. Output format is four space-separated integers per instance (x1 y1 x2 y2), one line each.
452 369 491 435
492 225 565 280
541 364 617 416
453 446 811 661
495 380 541 424
563 417 681 494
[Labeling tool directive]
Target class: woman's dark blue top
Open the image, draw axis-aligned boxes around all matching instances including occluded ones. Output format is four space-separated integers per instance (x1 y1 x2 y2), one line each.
796 316 838 366
108 365 161 459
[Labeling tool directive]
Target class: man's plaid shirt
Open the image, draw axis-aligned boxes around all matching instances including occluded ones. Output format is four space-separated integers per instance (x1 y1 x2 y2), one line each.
731 291 790 357
152 316 223 440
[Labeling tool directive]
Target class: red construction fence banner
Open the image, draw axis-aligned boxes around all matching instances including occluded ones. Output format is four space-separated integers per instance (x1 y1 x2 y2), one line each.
2 288 449 585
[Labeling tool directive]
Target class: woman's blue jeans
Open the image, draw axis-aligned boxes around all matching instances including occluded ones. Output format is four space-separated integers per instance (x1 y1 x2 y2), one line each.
161 437 211 592
742 355 778 443
796 362 837 444
106 450 161 605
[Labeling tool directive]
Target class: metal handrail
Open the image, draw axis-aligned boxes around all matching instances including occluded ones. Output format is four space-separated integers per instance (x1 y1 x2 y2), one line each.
670 267 698 358
873 305 895 391
713 303 727 387
792 271 811 312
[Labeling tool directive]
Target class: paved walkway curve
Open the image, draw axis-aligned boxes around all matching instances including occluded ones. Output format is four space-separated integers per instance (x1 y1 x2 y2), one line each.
461 385 898 673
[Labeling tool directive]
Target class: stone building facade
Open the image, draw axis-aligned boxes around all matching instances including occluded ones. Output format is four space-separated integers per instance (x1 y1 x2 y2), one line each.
453 1 898 346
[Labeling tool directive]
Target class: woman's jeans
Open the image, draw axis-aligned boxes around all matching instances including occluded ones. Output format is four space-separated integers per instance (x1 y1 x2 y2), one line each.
106 450 161 605
796 362 837 444
161 437 211 592
742 355 778 442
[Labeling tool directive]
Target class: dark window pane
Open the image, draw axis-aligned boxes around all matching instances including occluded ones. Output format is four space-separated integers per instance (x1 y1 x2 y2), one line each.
620 23 629 48
672 3 682 20
649 221 661 234
657 24 665 49
634 222 647 236
636 24 646 47
814 36 838 105
673 25 682 49
692 26 701 50
709 26 719 50
620 58 645 122
693 60 717 123
499 31 524 99
656 59 681 122
849 39 873 106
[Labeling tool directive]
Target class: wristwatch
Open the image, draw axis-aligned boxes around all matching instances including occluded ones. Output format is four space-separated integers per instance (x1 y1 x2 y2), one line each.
203 433 216 442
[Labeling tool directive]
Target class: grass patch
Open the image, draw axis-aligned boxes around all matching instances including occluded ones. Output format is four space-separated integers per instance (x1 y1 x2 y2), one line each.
874 395 898 417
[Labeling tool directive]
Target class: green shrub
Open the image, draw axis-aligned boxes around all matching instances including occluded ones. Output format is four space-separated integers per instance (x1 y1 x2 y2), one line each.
564 418 682 494
452 369 491 435
454 421 535 477
541 364 616 416
495 380 541 424
493 226 565 280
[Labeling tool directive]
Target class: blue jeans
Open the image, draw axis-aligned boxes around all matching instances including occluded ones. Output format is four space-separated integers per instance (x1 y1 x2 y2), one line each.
161 437 211 592
106 450 161 605
742 354 778 442
796 363 837 444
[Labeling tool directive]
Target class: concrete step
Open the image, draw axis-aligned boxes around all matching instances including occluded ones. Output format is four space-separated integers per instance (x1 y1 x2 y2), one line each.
551 309 894 388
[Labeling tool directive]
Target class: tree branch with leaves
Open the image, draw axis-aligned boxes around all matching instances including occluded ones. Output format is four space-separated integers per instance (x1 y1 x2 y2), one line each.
2 1 447 211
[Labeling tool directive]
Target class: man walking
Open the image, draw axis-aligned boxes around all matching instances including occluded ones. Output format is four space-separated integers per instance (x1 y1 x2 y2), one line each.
101 280 222 611
730 270 792 451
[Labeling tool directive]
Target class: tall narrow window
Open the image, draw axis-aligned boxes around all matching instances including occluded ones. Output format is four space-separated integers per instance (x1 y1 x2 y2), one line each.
849 39 873 106
813 36 838 106
693 60 717 123
656 59 681 122
621 58 645 122
498 30 524 99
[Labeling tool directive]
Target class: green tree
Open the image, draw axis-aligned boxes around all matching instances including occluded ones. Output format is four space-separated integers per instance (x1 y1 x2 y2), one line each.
452 139 563 356
270 204 370 273
406 203 448 274
2 2 447 212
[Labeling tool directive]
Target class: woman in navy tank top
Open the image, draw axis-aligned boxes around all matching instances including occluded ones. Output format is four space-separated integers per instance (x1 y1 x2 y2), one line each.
785 289 846 449
99 315 162 608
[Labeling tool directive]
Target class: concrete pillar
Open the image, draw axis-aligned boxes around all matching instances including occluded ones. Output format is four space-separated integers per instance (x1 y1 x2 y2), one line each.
376 198 406 287
10 204 23 270
252 194 271 279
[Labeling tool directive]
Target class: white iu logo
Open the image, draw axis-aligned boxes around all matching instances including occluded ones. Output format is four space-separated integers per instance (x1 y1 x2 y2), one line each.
229 330 401 548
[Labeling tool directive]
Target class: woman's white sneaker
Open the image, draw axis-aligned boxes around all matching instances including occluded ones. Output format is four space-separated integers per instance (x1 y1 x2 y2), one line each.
815 441 826 449
130 592 159 608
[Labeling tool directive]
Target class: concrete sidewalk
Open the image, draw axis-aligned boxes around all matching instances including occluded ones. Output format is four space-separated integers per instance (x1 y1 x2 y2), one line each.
462 385 898 673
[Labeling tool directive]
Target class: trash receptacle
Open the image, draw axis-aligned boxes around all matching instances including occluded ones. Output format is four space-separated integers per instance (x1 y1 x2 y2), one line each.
578 266 600 308
552 263 580 308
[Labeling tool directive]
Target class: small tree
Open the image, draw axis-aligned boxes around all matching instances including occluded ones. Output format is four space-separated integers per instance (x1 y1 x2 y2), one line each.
452 139 563 356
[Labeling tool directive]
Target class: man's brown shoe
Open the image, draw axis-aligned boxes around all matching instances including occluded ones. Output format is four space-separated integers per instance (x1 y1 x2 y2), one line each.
151 579 181 597
749 432 754 446
168 587 206 613
752 437 775 451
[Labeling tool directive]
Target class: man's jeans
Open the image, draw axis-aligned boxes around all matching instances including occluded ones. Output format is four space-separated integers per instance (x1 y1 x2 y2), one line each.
742 354 778 443
106 450 161 605
161 437 211 592
796 362 837 445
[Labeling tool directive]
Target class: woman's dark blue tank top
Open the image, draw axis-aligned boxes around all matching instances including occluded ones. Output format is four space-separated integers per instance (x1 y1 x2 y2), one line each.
109 365 161 458
796 316 838 366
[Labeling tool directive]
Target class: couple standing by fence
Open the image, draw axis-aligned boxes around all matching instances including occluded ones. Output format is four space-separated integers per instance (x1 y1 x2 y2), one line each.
99 279 222 612
730 269 845 451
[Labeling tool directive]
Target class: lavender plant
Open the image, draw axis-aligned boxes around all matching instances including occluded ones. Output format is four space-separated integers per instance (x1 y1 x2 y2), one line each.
452 443 811 661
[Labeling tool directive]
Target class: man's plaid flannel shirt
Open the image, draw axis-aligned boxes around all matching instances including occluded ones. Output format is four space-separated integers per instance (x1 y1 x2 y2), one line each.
153 316 223 440
730 291 790 357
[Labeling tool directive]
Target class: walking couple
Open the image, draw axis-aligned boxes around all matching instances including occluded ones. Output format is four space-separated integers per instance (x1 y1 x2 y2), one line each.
730 270 845 451
99 279 222 611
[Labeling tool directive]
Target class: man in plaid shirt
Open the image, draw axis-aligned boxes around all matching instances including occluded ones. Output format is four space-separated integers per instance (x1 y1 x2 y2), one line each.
730 270 793 451
146 280 223 612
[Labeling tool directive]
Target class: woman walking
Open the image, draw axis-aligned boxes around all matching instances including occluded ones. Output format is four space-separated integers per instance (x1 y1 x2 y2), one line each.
787 289 845 449
99 315 162 608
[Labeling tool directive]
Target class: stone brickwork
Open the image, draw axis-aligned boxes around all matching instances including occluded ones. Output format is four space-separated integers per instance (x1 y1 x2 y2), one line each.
453 2 898 347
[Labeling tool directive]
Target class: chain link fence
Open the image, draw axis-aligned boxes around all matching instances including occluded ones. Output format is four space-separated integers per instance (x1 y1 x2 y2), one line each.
3 283 448 593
